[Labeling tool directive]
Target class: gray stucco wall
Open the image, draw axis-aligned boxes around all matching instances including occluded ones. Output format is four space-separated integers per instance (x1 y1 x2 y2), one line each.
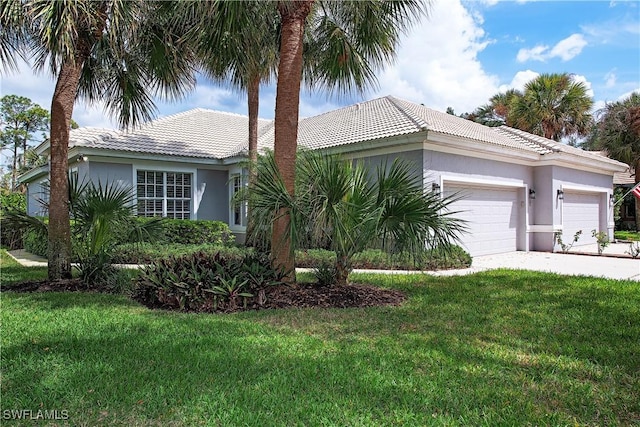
357 150 424 178
87 162 133 188
195 169 229 221
26 180 47 216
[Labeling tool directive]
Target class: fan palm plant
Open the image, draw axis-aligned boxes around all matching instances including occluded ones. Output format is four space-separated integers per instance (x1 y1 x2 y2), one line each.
249 151 466 286
508 73 593 141
1 0 197 280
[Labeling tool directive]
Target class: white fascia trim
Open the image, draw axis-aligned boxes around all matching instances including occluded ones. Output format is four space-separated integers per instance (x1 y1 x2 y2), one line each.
441 174 526 188
317 132 426 157
425 132 541 164
560 183 610 194
17 164 48 184
68 146 224 166
538 153 627 175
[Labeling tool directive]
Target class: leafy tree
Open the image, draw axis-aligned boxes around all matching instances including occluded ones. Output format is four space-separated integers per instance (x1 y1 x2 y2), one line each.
0 95 49 189
1 1 196 280
509 73 593 141
463 89 522 127
249 151 466 286
270 0 428 280
593 92 640 229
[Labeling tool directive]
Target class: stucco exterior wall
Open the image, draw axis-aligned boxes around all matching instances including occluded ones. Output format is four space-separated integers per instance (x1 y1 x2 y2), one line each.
196 169 229 222
87 162 133 189
26 180 47 216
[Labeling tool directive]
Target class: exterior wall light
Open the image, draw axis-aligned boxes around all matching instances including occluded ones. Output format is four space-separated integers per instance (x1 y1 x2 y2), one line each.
557 189 564 200
432 182 441 193
529 189 536 199
609 193 615 206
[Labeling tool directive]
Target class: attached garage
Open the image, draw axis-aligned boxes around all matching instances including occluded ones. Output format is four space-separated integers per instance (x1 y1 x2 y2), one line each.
444 184 524 257
562 191 602 247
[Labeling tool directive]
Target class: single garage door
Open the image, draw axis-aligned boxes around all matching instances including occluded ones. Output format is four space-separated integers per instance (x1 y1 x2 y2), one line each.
563 192 601 246
445 185 520 256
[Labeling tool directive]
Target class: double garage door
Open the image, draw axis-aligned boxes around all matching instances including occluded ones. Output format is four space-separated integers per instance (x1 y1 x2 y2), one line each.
445 185 604 256
444 184 521 257
562 192 601 246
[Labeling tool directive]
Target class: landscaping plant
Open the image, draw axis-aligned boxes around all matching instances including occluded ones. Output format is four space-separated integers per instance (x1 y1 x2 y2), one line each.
591 229 610 255
248 151 467 286
554 230 582 253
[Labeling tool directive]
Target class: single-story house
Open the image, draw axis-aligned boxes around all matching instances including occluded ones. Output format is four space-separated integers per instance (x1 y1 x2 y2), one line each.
21 96 627 257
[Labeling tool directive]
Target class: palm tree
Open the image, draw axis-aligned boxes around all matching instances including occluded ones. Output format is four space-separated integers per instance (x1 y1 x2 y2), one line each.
509 73 593 141
249 151 466 286
271 0 428 279
1 1 196 280
594 92 640 229
191 1 280 182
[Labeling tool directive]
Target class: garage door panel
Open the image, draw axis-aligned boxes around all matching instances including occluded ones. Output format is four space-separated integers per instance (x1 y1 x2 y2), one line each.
563 192 600 246
445 185 520 257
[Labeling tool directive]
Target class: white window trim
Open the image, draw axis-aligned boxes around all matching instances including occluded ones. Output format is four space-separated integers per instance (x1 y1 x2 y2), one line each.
229 167 248 231
133 165 197 220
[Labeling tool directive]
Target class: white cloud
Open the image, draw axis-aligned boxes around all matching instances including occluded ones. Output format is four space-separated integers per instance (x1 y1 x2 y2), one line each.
516 45 548 62
572 74 595 98
549 34 587 61
517 33 587 63
604 70 617 88
373 0 499 114
498 70 540 92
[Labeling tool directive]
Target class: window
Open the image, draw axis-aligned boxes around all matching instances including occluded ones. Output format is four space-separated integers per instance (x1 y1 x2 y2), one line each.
137 170 192 219
231 173 247 226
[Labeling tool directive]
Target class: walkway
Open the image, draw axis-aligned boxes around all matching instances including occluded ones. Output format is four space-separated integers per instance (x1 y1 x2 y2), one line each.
6 244 639 281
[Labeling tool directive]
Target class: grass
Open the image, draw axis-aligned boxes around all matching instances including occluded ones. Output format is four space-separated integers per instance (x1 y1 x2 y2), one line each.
1 253 639 425
0 250 47 286
615 230 640 241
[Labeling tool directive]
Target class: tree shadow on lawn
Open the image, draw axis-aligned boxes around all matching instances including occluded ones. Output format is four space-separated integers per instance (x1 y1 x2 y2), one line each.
2 272 639 425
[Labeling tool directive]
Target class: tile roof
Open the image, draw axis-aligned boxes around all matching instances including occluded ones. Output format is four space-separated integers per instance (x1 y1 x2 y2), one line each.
69 108 272 159
63 95 627 171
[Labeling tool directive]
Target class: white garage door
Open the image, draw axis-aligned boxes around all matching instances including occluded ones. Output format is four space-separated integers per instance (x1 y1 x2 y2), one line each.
445 185 520 256
563 192 600 246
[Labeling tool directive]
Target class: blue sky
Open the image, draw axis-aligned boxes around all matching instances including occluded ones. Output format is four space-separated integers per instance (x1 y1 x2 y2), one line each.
1 0 638 131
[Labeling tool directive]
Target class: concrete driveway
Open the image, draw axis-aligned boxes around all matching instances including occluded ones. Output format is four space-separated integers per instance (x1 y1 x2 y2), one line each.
352 243 640 281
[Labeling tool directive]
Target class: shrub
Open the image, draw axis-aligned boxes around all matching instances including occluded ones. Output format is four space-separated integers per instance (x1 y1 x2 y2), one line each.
0 192 27 249
296 246 471 272
133 251 286 312
23 228 48 257
140 218 235 245
112 243 249 264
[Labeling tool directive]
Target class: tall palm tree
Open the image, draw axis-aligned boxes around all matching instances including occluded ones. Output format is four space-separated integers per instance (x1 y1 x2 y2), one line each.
271 0 428 279
509 73 593 141
191 1 280 182
1 1 196 280
595 92 640 229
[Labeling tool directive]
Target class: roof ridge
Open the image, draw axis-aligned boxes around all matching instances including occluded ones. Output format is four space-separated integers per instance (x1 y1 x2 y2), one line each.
497 126 562 153
385 96 430 130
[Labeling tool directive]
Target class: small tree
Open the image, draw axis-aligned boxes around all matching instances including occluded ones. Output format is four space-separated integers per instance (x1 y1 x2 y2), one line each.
249 152 466 286
0 95 49 190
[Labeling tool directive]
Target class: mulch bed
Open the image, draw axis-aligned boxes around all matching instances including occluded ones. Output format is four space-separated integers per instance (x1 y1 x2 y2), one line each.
3 279 406 312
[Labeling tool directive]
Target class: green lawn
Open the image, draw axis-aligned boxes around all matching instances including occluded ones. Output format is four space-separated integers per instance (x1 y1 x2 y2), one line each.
615 230 640 241
1 252 639 425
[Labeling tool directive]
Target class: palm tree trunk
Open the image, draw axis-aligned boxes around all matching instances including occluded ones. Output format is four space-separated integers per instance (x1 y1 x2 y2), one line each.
246 75 260 241
335 254 350 287
48 58 84 280
248 75 260 184
635 160 640 231
272 0 314 282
